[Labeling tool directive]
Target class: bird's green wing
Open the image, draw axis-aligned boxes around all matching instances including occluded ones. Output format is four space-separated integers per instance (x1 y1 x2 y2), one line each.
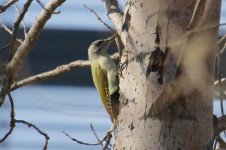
91 63 113 120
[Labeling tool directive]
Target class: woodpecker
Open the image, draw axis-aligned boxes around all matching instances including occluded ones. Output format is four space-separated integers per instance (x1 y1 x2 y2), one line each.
88 35 119 122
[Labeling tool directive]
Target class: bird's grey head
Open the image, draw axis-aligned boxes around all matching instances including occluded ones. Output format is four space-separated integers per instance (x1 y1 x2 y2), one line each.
88 35 116 59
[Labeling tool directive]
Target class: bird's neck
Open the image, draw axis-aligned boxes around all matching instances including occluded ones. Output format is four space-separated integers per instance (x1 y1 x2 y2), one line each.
89 52 109 61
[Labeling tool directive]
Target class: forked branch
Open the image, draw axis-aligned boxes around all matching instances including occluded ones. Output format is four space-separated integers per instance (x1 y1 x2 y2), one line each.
0 93 49 150
0 0 66 106
0 0 18 13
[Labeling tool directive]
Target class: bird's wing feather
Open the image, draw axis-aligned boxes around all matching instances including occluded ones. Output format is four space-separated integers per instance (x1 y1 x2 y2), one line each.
99 57 119 120
91 63 113 120
99 56 118 95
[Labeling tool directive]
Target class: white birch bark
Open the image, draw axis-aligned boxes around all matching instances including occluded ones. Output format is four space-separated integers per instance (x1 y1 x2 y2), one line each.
107 0 221 149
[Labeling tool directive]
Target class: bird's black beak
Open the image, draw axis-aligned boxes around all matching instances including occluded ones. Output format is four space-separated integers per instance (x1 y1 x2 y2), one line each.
97 34 117 53
104 34 117 45
97 34 117 52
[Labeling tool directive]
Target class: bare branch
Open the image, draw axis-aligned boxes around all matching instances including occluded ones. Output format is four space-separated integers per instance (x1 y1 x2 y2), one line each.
0 125 14 143
0 0 18 13
102 0 136 59
63 131 101 146
0 93 49 150
216 115 226 134
0 0 66 106
11 0 32 40
187 0 205 29
9 0 33 60
218 35 226 54
10 53 119 91
102 133 112 150
220 43 226 54
90 124 102 145
15 120 49 150
0 22 22 52
218 34 226 46
0 44 10 53
35 0 61 14
216 47 224 115
0 22 23 44
101 0 123 33
0 93 15 143
63 130 112 149
84 4 114 33
214 78 226 87
10 60 90 91
213 115 226 150
214 78 226 99
0 23 13 34
8 0 65 76
216 136 226 150
14 4 28 38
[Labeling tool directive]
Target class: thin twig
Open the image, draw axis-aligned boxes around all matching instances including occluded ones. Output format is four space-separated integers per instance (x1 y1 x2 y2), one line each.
217 32 226 55
14 4 28 38
0 124 14 143
63 130 112 148
102 133 112 150
215 115 226 135
63 131 101 146
176 0 206 68
216 46 225 115
218 38 226 54
214 78 226 86
0 22 23 44
213 138 217 150
84 4 114 33
0 93 49 150
35 0 61 14
10 60 90 91
0 93 15 143
187 0 205 29
0 23 12 34
215 136 226 150
214 78 226 99
0 22 22 53
9 0 33 60
218 34 226 46
220 43 226 58
213 115 226 150
8 0 66 77
15 120 49 150
0 0 18 13
0 0 66 107
102 0 123 33
0 44 10 53
90 124 102 145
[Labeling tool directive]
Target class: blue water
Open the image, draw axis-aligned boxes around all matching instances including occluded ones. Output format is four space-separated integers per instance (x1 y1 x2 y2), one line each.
0 86 111 150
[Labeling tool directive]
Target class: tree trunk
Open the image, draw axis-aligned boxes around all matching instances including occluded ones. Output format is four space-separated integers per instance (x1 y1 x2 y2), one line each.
115 0 221 149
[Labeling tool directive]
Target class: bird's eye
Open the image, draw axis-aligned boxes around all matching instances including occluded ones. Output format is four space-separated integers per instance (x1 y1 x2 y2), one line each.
96 41 103 46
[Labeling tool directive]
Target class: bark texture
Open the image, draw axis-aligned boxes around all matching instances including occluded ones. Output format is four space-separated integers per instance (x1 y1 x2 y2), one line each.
114 0 221 149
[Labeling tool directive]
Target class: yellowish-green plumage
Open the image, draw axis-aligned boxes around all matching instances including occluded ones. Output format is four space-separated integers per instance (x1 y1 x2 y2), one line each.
91 63 109 110
88 35 119 122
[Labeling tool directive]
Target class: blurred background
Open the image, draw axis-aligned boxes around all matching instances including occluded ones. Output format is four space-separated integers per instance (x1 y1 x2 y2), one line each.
0 0 226 150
